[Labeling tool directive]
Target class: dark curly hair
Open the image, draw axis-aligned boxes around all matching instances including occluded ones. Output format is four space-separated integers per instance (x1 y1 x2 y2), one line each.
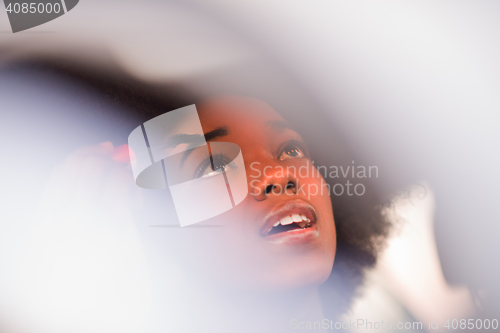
23 60 394 320
273 100 393 318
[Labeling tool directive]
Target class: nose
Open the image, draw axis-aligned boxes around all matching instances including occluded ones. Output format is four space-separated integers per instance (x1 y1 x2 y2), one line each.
251 164 298 201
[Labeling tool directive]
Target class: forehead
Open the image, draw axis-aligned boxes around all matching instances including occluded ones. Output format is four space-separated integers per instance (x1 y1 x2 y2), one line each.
196 96 285 132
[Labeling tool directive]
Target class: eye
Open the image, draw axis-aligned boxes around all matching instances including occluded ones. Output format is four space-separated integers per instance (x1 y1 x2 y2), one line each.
195 154 235 178
278 143 305 161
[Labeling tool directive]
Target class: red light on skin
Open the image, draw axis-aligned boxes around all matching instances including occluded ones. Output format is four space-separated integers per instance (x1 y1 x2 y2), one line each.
112 144 133 163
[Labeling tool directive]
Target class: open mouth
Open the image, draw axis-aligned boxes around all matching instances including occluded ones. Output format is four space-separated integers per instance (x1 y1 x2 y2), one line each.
267 214 313 236
261 200 318 238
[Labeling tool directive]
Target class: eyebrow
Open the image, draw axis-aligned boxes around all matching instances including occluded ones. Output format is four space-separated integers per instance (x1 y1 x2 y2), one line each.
267 120 296 132
166 126 229 148
165 126 229 165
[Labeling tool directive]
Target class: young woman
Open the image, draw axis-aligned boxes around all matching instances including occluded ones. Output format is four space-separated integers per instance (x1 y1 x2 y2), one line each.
125 95 392 331
19 73 391 332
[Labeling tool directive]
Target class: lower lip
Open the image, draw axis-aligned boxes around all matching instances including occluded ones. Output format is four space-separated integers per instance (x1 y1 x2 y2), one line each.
263 224 319 245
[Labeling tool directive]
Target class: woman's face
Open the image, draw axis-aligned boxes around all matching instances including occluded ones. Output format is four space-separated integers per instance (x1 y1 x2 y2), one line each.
171 96 336 291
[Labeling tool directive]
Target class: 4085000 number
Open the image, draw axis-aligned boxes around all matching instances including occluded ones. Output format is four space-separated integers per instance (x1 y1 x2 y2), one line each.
5 2 61 14
444 319 498 330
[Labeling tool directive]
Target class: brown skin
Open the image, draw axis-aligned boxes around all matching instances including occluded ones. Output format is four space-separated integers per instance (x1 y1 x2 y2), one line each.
26 96 336 330
173 96 336 292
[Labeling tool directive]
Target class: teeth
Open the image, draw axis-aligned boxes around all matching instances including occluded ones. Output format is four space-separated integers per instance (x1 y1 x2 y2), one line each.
271 214 312 230
280 216 293 225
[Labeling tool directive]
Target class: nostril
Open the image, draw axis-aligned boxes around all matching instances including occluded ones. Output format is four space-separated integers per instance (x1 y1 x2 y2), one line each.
286 181 295 189
264 184 275 195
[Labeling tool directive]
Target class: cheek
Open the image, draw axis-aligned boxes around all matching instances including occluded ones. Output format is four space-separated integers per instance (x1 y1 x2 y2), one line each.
299 172 337 266
208 198 335 290
173 167 337 290
167 205 263 288
296 164 334 216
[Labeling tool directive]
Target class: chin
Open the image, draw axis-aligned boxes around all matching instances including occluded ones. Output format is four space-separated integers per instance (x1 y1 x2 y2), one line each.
290 262 333 289
254 255 335 292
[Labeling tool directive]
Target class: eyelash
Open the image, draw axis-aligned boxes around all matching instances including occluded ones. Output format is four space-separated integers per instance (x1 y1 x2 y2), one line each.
194 153 233 178
194 140 306 177
278 140 307 161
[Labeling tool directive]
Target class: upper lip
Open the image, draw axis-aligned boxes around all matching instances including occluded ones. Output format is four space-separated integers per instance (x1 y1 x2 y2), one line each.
260 199 318 237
